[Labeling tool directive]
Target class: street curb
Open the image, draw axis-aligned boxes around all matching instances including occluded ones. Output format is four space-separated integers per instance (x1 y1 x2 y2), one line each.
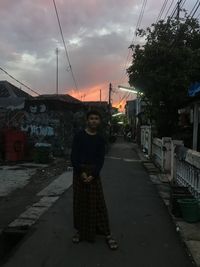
0 170 73 265
135 145 200 267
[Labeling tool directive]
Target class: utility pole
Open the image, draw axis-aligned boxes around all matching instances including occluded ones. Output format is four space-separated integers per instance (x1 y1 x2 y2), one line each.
100 89 102 102
56 48 59 95
176 0 181 21
108 83 112 137
109 83 112 107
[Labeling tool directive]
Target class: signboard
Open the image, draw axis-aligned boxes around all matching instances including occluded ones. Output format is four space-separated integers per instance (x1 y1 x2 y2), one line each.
188 82 200 97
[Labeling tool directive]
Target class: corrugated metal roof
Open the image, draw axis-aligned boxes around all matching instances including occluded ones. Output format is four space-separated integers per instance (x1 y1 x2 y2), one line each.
0 80 32 98
35 94 81 103
0 81 32 109
84 101 108 106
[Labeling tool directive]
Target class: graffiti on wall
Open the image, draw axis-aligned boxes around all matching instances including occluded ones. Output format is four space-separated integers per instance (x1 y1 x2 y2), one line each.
29 104 47 113
21 100 86 155
21 125 54 136
0 110 26 128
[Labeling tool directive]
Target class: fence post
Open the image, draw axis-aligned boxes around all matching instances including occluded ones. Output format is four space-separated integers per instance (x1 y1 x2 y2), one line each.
163 137 172 172
161 138 165 171
171 140 184 181
148 126 152 157
171 141 175 181
140 127 144 149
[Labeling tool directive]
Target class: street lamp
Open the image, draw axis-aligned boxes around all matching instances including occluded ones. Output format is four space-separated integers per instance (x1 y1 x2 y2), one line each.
118 85 144 143
117 85 143 116
118 85 143 95
112 112 123 117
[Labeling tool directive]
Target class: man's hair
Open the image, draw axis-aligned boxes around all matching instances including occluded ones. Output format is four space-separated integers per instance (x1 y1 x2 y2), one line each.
86 110 102 120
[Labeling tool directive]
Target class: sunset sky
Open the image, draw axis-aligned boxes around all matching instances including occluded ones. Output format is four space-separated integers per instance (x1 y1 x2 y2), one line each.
0 0 195 109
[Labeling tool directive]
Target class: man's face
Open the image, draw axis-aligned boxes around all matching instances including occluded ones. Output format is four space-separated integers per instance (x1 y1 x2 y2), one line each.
87 115 101 130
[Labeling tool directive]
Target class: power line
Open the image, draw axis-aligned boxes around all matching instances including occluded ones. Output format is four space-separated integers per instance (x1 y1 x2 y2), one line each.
163 0 186 21
170 0 184 18
153 0 181 53
163 0 175 20
169 0 200 53
190 0 200 18
0 67 40 96
161 0 187 39
117 92 131 108
169 4 177 18
121 0 147 77
188 0 199 17
119 0 148 86
181 0 187 7
169 0 186 18
117 0 188 108
52 0 79 94
156 0 169 23
135 0 148 32
117 0 148 108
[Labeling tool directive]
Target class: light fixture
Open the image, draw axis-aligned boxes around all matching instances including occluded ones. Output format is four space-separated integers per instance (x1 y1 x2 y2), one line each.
118 85 143 95
112 112 123 117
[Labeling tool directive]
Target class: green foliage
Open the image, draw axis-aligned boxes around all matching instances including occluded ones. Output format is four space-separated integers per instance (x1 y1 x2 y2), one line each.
127 17 200 137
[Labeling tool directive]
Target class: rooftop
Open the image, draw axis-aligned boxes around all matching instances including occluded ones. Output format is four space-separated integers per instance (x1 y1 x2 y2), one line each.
0 80 32 98
35 94 81 104
83 101 109 106
0 80 32 109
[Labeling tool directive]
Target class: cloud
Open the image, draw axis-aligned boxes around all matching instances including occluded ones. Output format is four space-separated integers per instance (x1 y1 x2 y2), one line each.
0 0 174 106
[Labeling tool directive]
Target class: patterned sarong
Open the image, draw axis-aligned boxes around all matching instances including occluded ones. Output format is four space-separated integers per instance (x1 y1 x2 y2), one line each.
73 164 110 242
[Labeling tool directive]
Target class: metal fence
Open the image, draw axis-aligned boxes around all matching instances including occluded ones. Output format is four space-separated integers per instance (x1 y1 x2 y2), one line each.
140 126 200 198
141 126 152 156
152 137 172 172
152 138 163 169
175 148 200 199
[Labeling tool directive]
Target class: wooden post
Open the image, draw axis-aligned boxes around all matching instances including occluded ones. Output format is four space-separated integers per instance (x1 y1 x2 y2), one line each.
56 48 59 95
109 83 112 137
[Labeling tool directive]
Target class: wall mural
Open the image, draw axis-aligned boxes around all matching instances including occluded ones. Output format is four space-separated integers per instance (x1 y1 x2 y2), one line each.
20 102 86 157
0 101 109 158
21 125 54 136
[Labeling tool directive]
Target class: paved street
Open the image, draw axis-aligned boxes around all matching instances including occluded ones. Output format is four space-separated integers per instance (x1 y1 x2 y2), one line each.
0 164 42 197
3 141 194 267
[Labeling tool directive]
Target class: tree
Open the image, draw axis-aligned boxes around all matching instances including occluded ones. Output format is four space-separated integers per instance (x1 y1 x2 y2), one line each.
127 16 200 137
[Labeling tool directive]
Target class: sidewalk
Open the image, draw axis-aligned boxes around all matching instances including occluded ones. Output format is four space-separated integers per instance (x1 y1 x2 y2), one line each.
0 159 68 232
2 141 195 267
137 146 200 267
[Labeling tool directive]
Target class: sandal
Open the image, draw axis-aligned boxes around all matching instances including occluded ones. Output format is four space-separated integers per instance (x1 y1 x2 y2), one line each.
106 235 118 250
72 232 80 243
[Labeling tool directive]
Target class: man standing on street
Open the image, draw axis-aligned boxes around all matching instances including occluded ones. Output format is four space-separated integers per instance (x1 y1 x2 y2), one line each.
71 110 118 250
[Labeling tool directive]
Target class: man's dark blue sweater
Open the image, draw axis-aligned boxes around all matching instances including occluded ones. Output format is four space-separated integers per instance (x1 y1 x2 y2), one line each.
71 130 106 178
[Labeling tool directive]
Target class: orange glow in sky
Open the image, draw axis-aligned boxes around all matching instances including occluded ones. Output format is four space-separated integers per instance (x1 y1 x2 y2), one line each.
68 83 132 112
68 83 107 102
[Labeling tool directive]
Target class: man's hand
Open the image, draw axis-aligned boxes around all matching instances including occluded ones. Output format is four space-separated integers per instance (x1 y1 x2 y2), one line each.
81 172 88 181
85 175 94 183
81 172 94 183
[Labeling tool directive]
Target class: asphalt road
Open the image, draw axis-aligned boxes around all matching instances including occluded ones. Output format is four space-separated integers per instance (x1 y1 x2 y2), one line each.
3 141 194 267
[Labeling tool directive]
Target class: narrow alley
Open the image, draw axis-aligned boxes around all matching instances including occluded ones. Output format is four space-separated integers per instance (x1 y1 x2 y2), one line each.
2 140 194 267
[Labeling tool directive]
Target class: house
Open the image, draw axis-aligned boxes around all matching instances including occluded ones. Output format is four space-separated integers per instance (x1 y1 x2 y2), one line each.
0 80 32 110
125 98 148 142
83 101 109 111
21 94 84 157
178 95 200 151
0 80 32 128
125 99 137 125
